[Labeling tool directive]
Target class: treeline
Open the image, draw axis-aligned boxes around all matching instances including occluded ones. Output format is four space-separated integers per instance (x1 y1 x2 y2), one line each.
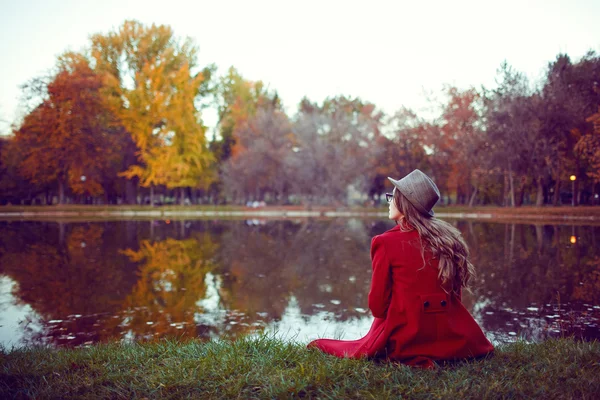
1 20 599 207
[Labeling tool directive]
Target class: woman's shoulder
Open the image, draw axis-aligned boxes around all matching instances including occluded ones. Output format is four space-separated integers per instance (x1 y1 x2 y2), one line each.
373 225 418 244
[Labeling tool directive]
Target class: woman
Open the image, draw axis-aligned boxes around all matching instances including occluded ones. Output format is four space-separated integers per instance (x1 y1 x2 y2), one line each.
308 169 494 368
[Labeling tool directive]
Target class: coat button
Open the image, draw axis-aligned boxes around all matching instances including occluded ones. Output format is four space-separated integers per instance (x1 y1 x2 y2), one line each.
423 301 430 308
440 300 447 307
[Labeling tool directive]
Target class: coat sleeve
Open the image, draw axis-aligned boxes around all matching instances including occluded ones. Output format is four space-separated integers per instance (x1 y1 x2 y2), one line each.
368 235 392 318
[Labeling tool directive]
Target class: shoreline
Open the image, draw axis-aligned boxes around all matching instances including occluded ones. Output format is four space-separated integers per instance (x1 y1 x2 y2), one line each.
1 205 600 224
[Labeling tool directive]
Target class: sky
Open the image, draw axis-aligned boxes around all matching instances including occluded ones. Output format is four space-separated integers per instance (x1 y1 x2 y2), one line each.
1 0 599 135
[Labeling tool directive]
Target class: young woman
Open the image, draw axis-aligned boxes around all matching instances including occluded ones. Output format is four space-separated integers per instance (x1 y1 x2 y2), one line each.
308 169 494 368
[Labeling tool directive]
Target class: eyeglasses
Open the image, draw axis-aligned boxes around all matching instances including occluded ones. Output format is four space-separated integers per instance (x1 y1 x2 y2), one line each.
385 193 393 203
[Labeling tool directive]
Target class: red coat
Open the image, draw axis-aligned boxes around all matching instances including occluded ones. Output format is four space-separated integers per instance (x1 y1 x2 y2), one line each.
308 225 494 368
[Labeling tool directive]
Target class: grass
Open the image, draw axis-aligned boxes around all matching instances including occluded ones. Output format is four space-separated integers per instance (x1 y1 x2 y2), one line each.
1 336 599 399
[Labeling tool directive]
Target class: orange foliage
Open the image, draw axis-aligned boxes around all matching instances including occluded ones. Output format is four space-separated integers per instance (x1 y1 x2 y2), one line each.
13 55 119 201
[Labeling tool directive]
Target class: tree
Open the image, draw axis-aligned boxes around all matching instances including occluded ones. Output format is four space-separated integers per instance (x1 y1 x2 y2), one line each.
91 20 215 205
0 136 41 204
208 67 281 202
369 107 429 203
213 67 279 161
11 54 120 204
575 106 600 202
221 105 294 203
483 62 537 206
289 96 383 205
544 53 600 205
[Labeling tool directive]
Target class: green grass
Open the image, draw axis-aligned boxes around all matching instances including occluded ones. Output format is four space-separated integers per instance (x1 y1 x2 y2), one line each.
1 337 598 399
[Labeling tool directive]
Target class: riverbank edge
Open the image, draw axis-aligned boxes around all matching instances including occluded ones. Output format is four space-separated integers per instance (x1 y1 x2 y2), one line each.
1 205 600 223
1 337 598 399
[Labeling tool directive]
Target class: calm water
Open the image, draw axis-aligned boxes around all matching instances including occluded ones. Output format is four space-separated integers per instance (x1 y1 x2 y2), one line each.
0 218 598 348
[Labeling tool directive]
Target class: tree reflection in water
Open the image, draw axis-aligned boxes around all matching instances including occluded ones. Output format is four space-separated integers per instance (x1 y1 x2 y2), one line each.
0 219 598 347
118 233 219 341
0 222 139 346
461 221 600 342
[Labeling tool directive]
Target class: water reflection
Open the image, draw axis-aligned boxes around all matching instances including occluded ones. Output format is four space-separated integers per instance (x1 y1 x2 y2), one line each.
0 219 598 348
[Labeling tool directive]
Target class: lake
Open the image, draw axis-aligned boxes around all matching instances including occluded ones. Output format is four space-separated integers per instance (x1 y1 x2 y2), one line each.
0 218 598 348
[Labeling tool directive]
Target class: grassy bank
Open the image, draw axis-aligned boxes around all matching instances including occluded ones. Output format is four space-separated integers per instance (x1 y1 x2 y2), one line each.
1 337 599 399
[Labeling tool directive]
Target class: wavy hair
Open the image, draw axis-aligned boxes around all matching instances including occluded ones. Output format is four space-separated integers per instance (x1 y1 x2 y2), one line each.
393 189 475 295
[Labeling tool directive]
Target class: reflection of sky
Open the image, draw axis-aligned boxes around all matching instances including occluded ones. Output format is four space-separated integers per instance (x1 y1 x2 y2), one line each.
471 297 491 326
0 275 43 348
262 295 374 344
195 272 226 340
195 274 374 344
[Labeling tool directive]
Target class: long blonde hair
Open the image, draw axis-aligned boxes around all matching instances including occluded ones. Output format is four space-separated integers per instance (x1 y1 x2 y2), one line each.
393 189 475 295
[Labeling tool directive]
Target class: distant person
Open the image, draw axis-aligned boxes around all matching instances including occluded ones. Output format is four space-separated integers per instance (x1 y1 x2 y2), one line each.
308 169 494 368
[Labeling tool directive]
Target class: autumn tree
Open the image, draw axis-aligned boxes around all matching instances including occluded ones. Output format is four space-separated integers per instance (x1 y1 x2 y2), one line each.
0 136 38 204
545 53 600 205
482 63 539 206
213 67 279 160
91 20 216 205
11 53 120 204
289 96 383 205
368 108 429 202
221 104 294 203
575 106 600 202
208 67 281 202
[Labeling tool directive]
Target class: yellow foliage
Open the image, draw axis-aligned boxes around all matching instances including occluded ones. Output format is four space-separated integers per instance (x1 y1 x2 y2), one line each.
91 20 214 190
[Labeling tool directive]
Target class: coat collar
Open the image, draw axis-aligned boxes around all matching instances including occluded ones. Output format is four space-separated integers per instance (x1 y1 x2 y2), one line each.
385 224 402 233
384 223 416 234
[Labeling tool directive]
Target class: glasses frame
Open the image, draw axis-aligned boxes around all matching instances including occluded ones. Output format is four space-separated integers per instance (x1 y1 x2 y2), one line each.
385 193 394 203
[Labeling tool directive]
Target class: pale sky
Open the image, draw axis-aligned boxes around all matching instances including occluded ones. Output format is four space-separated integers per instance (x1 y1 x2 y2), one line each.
1 0 599 135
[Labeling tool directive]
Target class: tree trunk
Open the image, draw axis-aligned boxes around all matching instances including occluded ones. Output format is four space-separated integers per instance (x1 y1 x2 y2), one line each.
552 160 561 205
535 177 544 206
103 185 110 205
508 163 515 207
150 184 155 207
58 176 66 205
180 187 186 206
125 178 137 205
468 185 478 207
517 183 525 207
553 179 561 206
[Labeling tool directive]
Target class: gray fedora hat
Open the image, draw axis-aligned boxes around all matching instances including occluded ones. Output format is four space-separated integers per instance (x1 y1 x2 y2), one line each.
388 169 440 217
